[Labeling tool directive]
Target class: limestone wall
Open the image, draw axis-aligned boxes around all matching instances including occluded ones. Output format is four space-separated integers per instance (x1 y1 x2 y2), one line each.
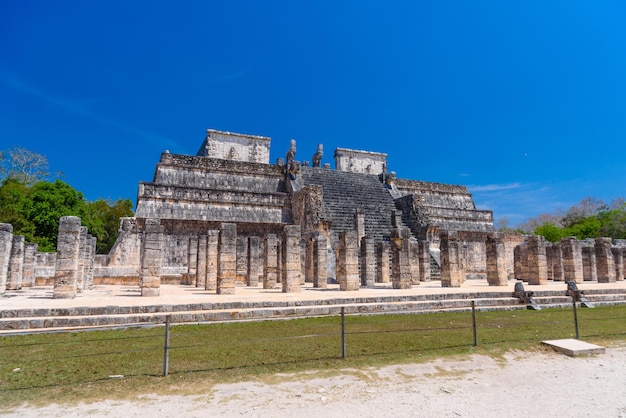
334 148 387 174
196 129 270 164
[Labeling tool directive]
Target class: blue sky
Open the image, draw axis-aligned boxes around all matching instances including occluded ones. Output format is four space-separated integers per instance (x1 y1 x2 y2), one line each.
1 1 625 226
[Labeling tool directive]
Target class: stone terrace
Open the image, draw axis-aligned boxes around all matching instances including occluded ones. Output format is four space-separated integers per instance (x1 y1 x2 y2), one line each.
2 279 626 334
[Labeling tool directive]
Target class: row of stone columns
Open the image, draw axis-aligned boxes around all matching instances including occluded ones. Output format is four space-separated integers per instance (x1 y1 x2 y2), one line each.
512 236 625 285
0 219 95 297
166 219 433 296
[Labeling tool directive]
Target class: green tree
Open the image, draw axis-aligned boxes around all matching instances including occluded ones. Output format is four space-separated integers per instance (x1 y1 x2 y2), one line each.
0 178 35 241
24 180 87 251
534 223 567 242
83 198 134 253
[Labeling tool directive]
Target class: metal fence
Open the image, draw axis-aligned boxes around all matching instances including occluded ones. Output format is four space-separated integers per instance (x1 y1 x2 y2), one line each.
1 299 625 392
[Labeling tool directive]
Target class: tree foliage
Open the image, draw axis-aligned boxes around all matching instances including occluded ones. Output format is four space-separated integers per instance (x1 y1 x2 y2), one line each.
515 197 626 242
0 178 134 252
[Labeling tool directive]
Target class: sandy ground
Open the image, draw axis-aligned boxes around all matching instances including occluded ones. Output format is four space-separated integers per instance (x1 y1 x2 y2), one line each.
3 344 626 418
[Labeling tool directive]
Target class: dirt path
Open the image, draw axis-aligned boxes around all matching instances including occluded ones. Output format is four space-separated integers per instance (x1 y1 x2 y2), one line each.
4 345 626 417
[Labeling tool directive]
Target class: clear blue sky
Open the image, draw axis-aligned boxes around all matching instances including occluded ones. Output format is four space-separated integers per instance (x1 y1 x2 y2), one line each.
1 1 625 226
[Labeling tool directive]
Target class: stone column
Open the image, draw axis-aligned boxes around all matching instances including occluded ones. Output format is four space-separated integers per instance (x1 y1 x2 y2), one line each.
53 216 82 299
337 230 360 291
0 223 13 293
391 228 412 289
355 209 365 247
360 236 376 287
418 241 431 282
21 243 38 288
486 233 507 286
313 234 328 288
217 223 237 294
305 236 315 283
187 236 198 285
551 243 565 282
139 218 164 297
76 226 87 293
196 235 207 288
527 235 548 285
86 235 96 290
282 225 302 293
582 242 597 282
236 236 248 286
595 237 616 283
560 237 584 284
612 246 624 282
376 241 390 283
247 236 262 287
264 233 279 289
205 230 219 291
409 239 420 285
514 243 527 282
6 235 25 290
440 231 461 288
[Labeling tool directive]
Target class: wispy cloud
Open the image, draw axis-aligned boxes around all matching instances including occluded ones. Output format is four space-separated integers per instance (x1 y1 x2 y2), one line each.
0 69 180 152
468 182 522 192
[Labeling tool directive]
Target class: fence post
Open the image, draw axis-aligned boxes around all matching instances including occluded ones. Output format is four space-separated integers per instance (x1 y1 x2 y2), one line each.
341 307 346 359
571 297 580 339
163 315 171 376
471 300 477 346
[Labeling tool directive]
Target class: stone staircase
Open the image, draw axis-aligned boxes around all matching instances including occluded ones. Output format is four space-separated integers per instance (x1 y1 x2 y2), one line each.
2 286 625 334
299 167 401 241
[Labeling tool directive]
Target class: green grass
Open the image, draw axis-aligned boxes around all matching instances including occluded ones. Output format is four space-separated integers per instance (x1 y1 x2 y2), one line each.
1 304 625 409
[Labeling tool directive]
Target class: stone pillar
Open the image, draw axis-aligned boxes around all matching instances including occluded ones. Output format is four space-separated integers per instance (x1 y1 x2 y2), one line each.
391 228 412 289
355 209 365 247
187 236 198 285
236 236 248 286
21 243 38 288
376 241 390 283
595 237 616 283
514 243 528 282
264 233 279 289
418 241 431 282
485 233 508 286
53 216 82 299
76 226 87 293
139 218 164 297
440 231 461 288
551 243 564 282
560 237 584 284
0 223 13 293
582 242 597 282
6 235 25 290
282 225 302 293
360 236 376 287
86 235 96 290
305 236 315 283
196 235 207 288
313 234 328 288
205 230 219 291
337 230 360 291
527 235 548 285
612 246 624 282
409 239 420 285
247 236 262 287
217 223 237 294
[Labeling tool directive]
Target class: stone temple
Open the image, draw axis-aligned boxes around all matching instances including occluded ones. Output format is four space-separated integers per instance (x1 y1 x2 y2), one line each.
1 128 625 298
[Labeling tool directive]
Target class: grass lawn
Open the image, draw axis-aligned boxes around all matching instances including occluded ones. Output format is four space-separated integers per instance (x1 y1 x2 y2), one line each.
1 304 624 409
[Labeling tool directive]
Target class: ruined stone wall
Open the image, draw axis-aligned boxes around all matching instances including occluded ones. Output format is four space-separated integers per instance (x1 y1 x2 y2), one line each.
196 129 271 163
135 153 291 224
334 148 387 174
